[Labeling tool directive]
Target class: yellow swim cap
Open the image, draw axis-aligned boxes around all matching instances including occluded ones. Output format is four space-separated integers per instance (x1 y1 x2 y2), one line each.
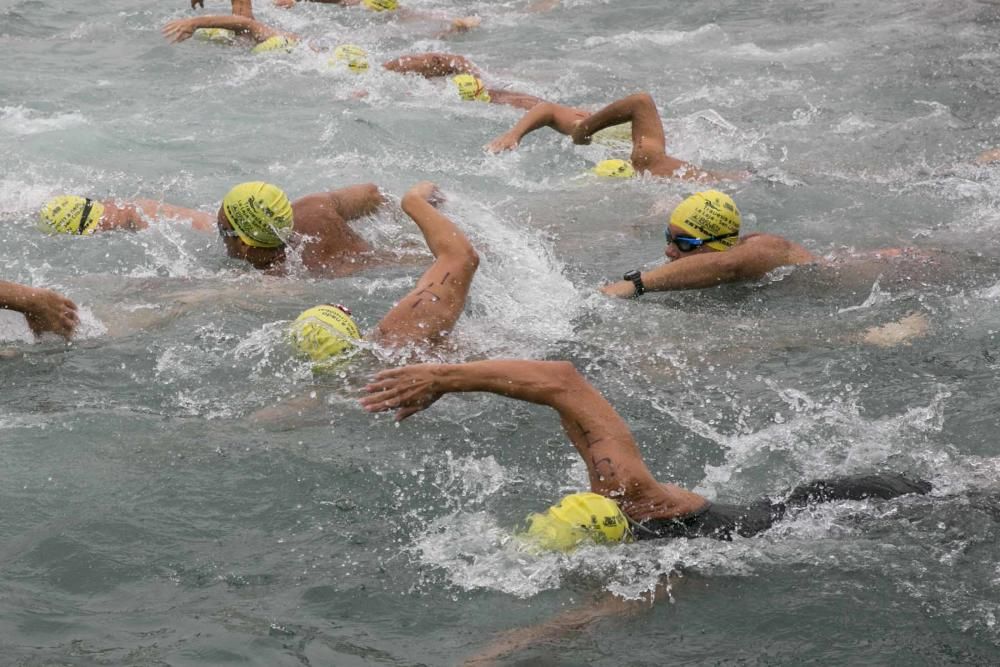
592 159 635 179
521 492 630 552
38 196 105 235
222 182 294 248
452 74 490 103
251 35 298 55
329 44 369 73
194 27 235 43
362 0 398 11
669 190 741 251
291 304 362 362
592 122 633 145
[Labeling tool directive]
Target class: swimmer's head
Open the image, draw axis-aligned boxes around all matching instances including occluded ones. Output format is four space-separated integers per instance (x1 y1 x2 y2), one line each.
221 182 294 248
668 190 741 252
328 44 370 73
290 304 362 363
592 159 635 179
520 492 630 552
452 74 490 103
251 35 298 55
362 0 399 11
38 196 105 235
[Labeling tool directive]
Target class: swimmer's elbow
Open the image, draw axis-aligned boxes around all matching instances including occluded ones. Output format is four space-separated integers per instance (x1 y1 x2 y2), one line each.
627 91 654 106
548 360 585 393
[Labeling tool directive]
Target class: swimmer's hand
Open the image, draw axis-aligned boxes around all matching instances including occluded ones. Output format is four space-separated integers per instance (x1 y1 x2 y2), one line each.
361 365 444 421
163 18 197 43
600 280 638 298
22 287 79 339
485 131 520 153
404 181 445 207
570 120 592 145
274 0 296 7
451 16 482 32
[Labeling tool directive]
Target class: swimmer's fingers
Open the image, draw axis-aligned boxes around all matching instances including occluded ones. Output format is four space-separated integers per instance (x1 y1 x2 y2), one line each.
162 19 195 43
24 288 78 339
484 133 519 153
274 0 296 7
404 181 445 207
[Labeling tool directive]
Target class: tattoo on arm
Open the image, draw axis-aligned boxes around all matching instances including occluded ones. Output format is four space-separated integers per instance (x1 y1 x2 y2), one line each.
409 272 451 309
575 420 606 449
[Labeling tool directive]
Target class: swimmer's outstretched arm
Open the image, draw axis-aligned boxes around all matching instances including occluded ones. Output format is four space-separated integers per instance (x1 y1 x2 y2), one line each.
600 238 811 297
381 53 480 79
162 15 285 43
361 360 696 510
463 579 676 666
485 102 589 153
369 182 480 349
129 200 215 232
0 281 78 339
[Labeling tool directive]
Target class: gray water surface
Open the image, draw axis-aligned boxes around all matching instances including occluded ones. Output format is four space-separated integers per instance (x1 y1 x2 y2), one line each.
2 0 1000 664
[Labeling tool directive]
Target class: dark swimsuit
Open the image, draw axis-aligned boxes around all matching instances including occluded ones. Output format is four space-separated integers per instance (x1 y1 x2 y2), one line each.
631 473 933 542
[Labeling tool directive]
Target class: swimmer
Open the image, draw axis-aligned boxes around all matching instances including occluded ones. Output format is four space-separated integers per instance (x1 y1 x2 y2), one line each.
487 92 746 181
361 358 931 544
0 281 78 339
600 190 817 298
329 181 479 355
189 0 254 17
37 195 215 235
216 181 386 276
163 14 295 49
251 181 477 423
382 54 548 110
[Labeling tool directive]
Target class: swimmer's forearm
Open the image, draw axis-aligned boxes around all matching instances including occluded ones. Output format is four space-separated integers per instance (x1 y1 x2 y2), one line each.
506 103 569 141
574 95 639 139
0 281 39 314
185 15 271 38
401 187 473 260
435 360 580 406
602 256 743 297
382 53 479 78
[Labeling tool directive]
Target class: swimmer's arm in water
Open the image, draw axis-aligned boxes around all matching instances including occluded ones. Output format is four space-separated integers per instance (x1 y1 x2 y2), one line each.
361 360 662 500
162 15 285 43
128 200 214 232
381 53 480 79
275 0 357 6
463 580 675 666
525 0 559 11
601 238 809 297
368 182 480 348
485 102 589 152
0 281 78 339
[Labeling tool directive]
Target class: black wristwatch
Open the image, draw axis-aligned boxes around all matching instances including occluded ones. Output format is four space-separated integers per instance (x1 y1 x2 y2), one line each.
623 270 645 297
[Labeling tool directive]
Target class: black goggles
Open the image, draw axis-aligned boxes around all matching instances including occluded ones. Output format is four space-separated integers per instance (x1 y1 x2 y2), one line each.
666 229 738 252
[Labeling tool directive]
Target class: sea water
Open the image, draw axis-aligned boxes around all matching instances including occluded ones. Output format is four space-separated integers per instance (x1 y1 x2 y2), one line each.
2 0 1000 664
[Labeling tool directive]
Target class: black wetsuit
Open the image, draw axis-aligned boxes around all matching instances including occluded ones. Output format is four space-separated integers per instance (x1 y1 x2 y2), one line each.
631 473 932 542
